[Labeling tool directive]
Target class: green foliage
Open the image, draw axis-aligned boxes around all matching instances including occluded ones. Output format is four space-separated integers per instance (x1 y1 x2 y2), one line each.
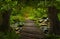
0 0 60 24
0 31 20 39
58 13 60 21
45 34 60 39
0 0 60 39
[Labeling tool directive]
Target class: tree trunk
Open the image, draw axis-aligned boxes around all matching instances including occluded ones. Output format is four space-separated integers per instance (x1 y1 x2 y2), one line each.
0 9 12 32
48 6 60 35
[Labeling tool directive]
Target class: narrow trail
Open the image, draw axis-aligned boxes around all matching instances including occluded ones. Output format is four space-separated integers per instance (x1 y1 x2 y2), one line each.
20 19 45 39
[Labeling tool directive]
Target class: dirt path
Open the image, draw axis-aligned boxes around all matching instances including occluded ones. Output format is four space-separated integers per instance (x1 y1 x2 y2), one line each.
20 20 45 39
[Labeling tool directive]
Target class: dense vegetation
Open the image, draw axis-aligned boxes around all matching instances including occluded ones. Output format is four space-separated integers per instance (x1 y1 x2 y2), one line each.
0 0 60 39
